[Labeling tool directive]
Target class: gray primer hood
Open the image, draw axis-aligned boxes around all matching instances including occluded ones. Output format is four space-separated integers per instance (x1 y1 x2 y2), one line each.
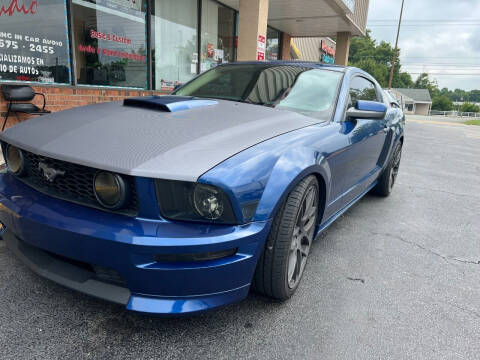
0 100 322 181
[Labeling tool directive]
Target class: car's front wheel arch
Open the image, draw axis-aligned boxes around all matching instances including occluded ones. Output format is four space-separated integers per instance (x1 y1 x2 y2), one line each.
263 168 328 229
251 173 325 299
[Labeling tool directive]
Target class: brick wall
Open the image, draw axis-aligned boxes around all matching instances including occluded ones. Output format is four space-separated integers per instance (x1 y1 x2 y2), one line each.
0 85 166 130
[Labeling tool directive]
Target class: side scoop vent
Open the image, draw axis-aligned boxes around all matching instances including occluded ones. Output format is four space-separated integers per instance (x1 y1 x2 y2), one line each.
123 96 218 112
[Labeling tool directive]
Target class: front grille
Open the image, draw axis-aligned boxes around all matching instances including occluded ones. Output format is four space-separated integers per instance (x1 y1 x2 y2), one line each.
7 146 139 216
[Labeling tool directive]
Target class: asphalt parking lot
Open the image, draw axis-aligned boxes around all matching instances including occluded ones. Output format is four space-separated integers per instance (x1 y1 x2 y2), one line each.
1 119 479 360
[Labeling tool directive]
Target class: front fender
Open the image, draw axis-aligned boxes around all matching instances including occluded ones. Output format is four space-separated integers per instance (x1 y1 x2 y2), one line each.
254 147 330 222
199 124 332 224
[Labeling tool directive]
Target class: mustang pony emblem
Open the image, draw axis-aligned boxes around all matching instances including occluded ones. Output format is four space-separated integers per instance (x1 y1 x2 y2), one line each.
38 162 65 183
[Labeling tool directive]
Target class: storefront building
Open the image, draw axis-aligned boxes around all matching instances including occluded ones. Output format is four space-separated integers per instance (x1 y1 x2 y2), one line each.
291 37 336 63
0 0 369 126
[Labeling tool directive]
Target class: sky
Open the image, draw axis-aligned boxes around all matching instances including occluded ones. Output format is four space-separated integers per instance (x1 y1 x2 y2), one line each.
366 0 480 91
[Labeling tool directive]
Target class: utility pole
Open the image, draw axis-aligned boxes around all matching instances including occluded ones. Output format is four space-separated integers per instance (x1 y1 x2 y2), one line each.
388 0 405 89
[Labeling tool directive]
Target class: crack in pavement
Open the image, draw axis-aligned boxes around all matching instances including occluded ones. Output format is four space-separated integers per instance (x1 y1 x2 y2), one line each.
346 277 365 284
441 301 480 320
371 232 480 267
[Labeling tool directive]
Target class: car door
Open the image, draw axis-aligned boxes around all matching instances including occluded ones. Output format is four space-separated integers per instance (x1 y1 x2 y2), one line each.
336 76 388 206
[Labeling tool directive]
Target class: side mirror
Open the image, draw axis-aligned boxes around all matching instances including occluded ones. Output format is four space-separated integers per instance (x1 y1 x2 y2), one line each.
347 100 387 119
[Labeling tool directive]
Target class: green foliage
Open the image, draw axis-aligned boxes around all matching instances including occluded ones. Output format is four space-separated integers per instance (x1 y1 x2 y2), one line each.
464 120 480 125
459 102 480 113
431 95 454 111
439 88 480 103
414 73 439 97
348 30 414 88
350 59 389 86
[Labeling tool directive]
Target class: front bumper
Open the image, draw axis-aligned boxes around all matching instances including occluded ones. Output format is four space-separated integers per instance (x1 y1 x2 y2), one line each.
0 173 271 315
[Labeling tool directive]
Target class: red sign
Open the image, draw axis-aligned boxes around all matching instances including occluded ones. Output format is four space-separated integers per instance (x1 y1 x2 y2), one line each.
321 41 336 57
257 34 266 61
0 0 38 16
207 43 214 58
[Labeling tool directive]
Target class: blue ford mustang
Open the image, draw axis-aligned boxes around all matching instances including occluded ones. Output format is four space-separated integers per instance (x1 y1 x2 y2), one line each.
0 62 404 315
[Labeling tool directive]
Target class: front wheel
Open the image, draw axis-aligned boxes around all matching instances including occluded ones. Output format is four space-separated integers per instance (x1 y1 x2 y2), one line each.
252 175 319 300
372 141 403 197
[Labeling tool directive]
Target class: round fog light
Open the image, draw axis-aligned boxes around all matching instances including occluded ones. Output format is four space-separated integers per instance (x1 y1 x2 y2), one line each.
193 184 225 220
93 171 128 210
5 145 24 175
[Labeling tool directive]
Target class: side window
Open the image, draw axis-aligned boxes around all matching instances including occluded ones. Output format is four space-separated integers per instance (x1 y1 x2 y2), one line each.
348 77 378 108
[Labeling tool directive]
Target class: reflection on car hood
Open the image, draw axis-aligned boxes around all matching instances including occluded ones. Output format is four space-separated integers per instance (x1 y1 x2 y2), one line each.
0 100 325 181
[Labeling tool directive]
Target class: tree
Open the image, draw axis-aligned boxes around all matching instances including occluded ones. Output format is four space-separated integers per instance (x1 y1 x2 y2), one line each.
348 30 413 88
432 95 454 111
351 59 389 87
414 73 439 97
469 90 480 103
459 102 480 113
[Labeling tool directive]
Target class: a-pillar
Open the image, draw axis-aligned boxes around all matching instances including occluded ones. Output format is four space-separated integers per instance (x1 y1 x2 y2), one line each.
237 0 269 61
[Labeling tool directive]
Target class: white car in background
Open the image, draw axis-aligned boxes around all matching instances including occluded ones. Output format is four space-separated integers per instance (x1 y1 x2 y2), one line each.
384 89 405 125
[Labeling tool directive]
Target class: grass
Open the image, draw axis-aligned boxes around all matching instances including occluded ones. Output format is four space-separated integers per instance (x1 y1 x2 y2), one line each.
464 120 480 126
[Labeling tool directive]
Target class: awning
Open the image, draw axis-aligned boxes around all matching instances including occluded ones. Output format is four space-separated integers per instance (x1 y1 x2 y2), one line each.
221 0 368 37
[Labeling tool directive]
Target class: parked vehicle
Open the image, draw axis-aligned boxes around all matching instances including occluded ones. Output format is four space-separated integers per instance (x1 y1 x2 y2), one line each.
383 89 406 125
383 89 401 108
0 62 404 315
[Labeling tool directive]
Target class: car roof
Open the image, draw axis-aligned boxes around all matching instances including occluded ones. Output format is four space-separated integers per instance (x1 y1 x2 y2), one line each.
217 61 379 83
219 61 348 73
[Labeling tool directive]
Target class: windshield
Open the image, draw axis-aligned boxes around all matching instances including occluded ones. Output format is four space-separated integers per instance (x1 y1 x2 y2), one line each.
174 65 343 119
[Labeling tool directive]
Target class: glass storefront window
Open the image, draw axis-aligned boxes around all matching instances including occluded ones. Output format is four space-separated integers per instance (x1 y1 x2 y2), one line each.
266 27 280 61
1 0 239 89
200 0 235 73
0 0 71 84
72 0 148 88
151 0 198 91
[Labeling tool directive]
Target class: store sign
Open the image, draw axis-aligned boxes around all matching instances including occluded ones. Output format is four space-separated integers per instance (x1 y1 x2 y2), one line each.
257 34 265 61
321 41 336 57
0 0 71 83
78 30 146 62
322 54 335 64
207 43 214 58
0 0 38 16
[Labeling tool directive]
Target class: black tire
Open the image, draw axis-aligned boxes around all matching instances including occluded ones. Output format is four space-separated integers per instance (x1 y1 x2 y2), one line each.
372 141 403 197
252 175 319 300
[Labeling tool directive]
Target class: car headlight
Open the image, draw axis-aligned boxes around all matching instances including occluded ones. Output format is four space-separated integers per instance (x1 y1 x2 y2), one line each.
93 171 128 210
5 145 24 175
155 180 237 224
193 184 225 220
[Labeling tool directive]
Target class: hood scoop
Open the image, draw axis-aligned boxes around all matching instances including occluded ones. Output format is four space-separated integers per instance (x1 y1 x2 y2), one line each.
123 95 218 112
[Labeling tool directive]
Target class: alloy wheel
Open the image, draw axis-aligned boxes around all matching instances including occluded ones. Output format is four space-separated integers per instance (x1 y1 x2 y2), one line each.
287 185 318 289
389 146 402 191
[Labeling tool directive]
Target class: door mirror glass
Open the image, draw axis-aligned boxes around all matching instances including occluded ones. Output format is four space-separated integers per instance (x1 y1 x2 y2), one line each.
347 100 387 119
